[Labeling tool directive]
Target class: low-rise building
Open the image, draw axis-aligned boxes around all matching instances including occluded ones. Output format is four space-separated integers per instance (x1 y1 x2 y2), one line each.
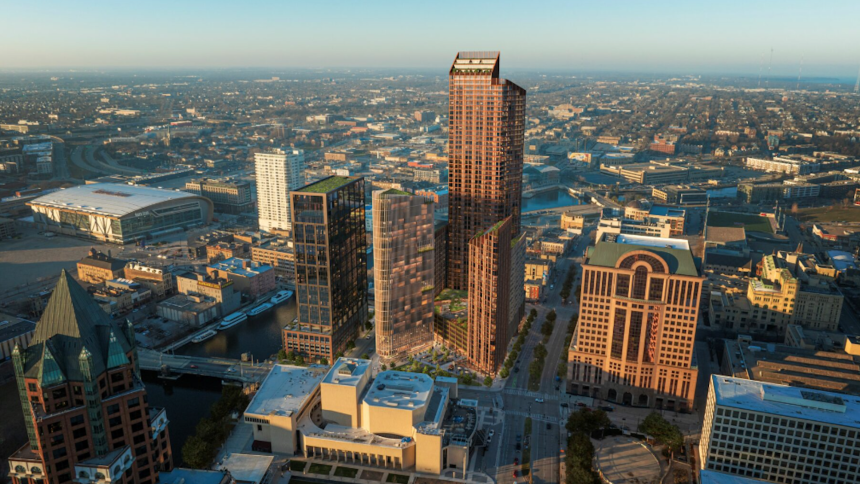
250 239 295 281
244 359 474 475
699 375 860 484
0 318 35 360
124 262 174 299
652 185 708 205
156 294 220 327
184 178 254 214
77 248 128 284
206 258 276 298
0 216 17 238
175 271 241 315
745 155 821 175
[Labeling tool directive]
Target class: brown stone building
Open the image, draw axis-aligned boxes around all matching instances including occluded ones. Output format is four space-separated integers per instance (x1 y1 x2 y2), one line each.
7 271 172 484
568 234 703 411
77 249 127 284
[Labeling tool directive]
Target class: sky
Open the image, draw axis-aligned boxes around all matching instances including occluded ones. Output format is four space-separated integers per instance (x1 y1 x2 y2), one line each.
2 0 859 78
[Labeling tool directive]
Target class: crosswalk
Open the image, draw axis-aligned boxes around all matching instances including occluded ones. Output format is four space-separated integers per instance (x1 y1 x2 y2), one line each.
502 410 561 424
503 388 559 401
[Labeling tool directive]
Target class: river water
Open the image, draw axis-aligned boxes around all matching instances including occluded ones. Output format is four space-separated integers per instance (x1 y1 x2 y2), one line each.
522 188 580 212
142 299 297 465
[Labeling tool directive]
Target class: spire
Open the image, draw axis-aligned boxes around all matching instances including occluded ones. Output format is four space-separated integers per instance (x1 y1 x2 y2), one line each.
33 269 110 345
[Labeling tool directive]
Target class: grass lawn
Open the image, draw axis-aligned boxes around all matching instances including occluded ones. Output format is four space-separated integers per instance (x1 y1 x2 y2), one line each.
436 288 468 301
707 211 774 233
333 467 358 478
386 474 410 484
795 206 860 223
307 463 332 475
289 460 307 472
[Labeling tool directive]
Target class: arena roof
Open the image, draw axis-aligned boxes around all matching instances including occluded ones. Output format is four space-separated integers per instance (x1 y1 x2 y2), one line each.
29 183 207 218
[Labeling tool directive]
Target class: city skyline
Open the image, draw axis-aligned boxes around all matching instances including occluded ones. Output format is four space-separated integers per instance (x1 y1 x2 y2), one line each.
2 1 860 78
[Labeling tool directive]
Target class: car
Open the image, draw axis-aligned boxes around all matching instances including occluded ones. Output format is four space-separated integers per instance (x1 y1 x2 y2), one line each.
598 405 615 412
513 367 519 373
516 435 522 443
189 364 198 369
546 423 551 430
514 457 519 465
535 398 544 403
515 443 521 450
560 402 569 407
576 402 587 407
512 470 518 478
488 429 495 438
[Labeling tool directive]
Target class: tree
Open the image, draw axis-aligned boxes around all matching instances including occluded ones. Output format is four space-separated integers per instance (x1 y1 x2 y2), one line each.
639 412 684 452
546 310 557 323
361 352 370 360
365 320 373 331
294 354 305 365
557 361 567 379
319 357 328 366
182 436 216 469
462 373 473 385
346 340 356 350
529 308 538 319
484 375 493 387
541 320 555 337
566 409 610 436
500 367 510 378
381 363 387 371
277 349 287 362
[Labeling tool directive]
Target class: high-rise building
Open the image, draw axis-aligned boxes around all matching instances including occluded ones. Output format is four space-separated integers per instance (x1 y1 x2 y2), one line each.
467 217 512 374
372 189 435 359
567 234 703 411
699 375 860 484
255 148 305 233
447 51 526 291
7 270 172 484
284 176 368 362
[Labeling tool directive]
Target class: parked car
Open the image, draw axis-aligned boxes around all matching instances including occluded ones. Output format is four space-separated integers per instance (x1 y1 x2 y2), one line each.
546 423 551 430
535 397 544 403
598 405 615 412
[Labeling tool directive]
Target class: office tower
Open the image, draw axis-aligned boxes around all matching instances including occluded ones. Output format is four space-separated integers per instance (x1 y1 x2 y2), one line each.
7 270 172 484
284 176 368 362
700 375 860 484
372 189 435 359
446 51 526 291
567 234 703 411
255 148 305 233
467 217 512 374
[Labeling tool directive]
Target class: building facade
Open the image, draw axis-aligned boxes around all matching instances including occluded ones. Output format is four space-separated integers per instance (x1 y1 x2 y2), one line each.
371 189 435 359
699 376 860 484
466 217 512 375
446 51 525 291
568 234 702 411
255 148 305 233
7 271 172 484
77 249 128 284
184 178 254 214
284 177 368 362
205 258 275 298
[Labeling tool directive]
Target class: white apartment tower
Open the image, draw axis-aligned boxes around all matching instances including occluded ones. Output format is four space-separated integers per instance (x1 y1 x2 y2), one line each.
255 148 304 232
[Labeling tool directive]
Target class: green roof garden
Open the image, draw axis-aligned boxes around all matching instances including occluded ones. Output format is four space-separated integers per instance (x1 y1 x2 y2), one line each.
298 176 354 194
379 188 411 197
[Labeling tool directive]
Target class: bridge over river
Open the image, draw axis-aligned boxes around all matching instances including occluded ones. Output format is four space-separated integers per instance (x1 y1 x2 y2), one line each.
138 348 273 385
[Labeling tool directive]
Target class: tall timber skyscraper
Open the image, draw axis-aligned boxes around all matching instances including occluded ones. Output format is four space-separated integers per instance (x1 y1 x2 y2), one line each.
372 189 435 359
447 51 526 292
445 52 526 374
255 148 305 233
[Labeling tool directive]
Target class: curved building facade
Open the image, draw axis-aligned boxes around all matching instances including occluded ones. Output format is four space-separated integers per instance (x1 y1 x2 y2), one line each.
28 183 213 244
372 189 435 359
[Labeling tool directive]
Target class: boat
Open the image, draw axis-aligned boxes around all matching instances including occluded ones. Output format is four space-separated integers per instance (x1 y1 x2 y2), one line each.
191 329 217 344
218 312 248 330
270 290 294 305
248 302 273 317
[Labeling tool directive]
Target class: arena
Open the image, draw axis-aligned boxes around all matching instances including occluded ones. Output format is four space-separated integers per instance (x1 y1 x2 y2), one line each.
28 183 213 244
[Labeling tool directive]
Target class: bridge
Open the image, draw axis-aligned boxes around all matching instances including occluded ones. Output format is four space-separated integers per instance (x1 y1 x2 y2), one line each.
137 349 273 384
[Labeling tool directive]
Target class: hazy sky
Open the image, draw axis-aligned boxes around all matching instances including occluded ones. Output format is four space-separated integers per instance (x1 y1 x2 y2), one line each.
3 0 859 78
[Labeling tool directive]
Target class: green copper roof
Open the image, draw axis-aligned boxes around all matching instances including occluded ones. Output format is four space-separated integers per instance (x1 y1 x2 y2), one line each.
587 242 699 277
38 345 66 387
22 270 134 383
297 176 354 193
106 329 130 369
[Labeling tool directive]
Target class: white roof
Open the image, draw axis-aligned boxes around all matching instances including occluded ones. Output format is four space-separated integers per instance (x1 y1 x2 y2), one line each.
363 371 433 410
323 357 370 387
218 453 273 484
614 234 690 250
244 364 326 418
29 183 202 218
712 376 860 429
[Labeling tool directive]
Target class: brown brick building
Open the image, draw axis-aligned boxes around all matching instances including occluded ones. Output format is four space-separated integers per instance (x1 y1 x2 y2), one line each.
77 249 128 284
7 271 172 484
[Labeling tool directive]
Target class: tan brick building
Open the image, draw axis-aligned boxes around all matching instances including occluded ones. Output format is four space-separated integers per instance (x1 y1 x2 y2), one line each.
77 249 127 284
568 234 702 411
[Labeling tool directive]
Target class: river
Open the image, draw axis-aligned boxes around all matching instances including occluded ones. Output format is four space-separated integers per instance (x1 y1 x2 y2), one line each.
143 298 297 464
522 188 580 212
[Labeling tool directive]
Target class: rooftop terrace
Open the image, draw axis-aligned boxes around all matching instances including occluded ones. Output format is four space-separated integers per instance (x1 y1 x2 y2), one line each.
298 176 354 193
